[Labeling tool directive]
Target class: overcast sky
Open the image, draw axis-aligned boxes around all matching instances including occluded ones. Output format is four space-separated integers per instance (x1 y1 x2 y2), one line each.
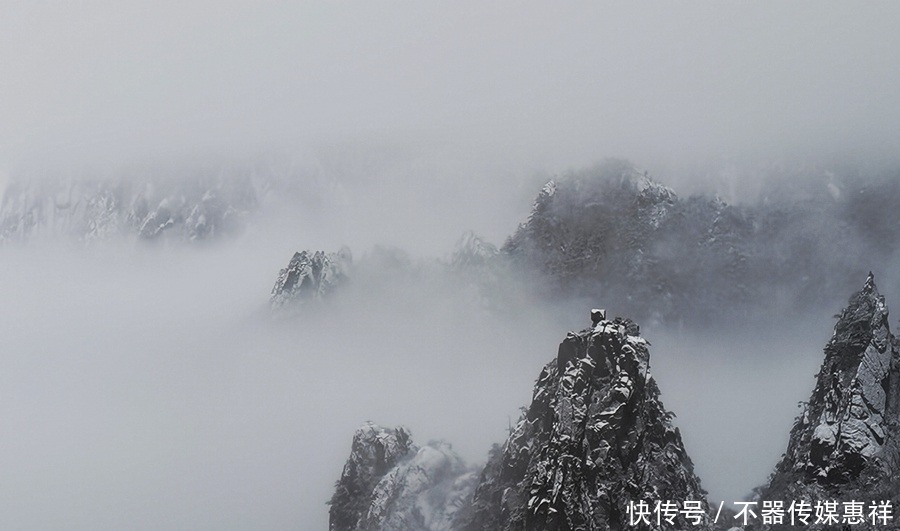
3 1 900 175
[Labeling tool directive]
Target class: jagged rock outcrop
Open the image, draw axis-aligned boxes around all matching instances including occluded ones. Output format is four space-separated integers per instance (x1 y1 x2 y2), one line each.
329 311 710 530
270 248 352 309
755 273 900 529
463 313 710 530
329 423 477 531
329 424 417 530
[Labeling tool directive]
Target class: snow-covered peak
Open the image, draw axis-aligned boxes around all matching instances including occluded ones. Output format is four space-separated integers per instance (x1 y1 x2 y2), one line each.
329 423 418 531
329 309 712 530
329 425 476 531
358 442 476 531
464 311 709 530
270 247 352 310
759 273 900 513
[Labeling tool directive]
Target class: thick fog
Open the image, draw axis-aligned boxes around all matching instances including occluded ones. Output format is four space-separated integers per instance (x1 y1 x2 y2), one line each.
0 238 574 529
3 2 900 173
3 2 900 530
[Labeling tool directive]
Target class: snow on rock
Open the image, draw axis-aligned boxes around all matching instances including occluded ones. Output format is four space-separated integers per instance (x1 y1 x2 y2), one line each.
359 442 478 531
0 171 258 243
329 423 418 531
269 248 352 310
329 424 477 531
755 273 900 530
461 311 711 530
328 309 711 530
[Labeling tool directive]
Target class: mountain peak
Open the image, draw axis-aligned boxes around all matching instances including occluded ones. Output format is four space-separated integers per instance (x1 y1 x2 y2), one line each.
463 311 709 530
329 423 417 531
270 247 352 310
865 270 876 291
760 274 900 519
329 423 477 531
328 310 710 530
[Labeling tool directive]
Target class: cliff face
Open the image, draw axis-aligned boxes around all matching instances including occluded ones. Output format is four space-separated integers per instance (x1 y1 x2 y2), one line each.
757 273 900 529
327 280 900 530
463 313 709 531
329 424 417 531
328 423 477 531
330 311 710 531
270 248 352 309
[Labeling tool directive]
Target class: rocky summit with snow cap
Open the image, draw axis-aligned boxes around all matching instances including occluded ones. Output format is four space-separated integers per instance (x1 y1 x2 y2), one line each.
329 423 417 531
328 423 478 531
462 310 710 531
754 273 900 530
330 309 711 531
270 248 352 309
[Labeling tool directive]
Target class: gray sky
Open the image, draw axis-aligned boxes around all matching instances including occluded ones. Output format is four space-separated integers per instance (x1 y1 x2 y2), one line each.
3 2 900 174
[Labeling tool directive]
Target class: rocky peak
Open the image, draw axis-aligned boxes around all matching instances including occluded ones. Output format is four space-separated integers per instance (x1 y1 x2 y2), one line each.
327 309 710 530
329 423 417 531
329 424 477 531
270 247 352 309
758 273 900 526
463 310 710 530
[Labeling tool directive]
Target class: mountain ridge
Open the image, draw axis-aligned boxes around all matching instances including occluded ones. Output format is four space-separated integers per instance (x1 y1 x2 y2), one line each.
752 273 900 530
